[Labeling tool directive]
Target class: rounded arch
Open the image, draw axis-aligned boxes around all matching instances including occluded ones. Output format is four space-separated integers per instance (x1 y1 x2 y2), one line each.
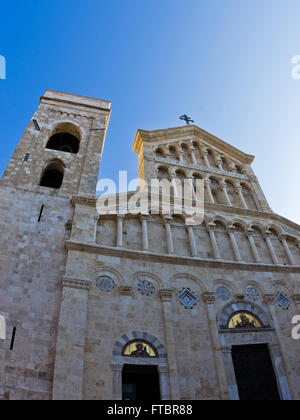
168 272 206 293
39 159 65 189
267 224 284 237
91 265 125 288
46 122 82 154
157 166 170 179
218 300 272 330
232 220 248 233
132 271 163 290
113 332 167 359
155 147 165 158
243 280 266 297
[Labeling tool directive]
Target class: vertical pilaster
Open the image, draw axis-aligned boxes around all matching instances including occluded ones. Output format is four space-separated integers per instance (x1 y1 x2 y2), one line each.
141 216 149 251
221 346 239 400
247 230 262 263
202 293 230 400
187 226 197 257
236 186 248 209
164 217 174 255
205 180 215 204
52 277 91 400
160 290 180 400
265 233 280 265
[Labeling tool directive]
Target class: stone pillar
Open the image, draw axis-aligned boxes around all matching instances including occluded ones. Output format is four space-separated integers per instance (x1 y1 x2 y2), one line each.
205 180 215 204
265 233 280 265
221 182 232 206
208 223 222 259
141 216 149 251
187 226 197 257
268 344 292 401
236 186 248 209
221 346 239 400
202 293 230 400
160 290 180 400
178 151 184 163
189 147 197 165
164 217 174 255
52 277 91 400
228 226 242 262
281 236 295 265
112 364 123 400
93 215 99 243
187 177 197 201
263 294 297 400
158 366 171 400
202 148 210 167
216 157 223 171
117 215 125 247
247 230 262 263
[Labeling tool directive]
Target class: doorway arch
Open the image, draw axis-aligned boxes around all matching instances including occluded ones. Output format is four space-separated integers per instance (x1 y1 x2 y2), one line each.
112 332 170 400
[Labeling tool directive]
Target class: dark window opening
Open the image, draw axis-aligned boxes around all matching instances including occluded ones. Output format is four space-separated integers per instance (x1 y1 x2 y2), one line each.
46 133 80 154
40 162 64 189
24 153 30 162
38 205 44 222
232 344 281 400
10 327 16 351
122 365 161 401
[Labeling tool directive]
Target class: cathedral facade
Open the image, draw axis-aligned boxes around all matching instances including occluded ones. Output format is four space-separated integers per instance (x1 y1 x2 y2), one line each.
0 90 299 400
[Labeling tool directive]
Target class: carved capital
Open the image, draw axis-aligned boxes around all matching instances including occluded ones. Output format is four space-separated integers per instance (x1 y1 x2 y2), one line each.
120 286 134 296
291 294 300 304
201 292 216 305
263 294 275 305
160 289 174 302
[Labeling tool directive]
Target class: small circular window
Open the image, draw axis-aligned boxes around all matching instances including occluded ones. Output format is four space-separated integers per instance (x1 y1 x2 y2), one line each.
96 276 115 292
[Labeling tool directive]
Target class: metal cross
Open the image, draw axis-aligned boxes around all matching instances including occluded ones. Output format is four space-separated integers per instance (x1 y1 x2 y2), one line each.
179 114 195 125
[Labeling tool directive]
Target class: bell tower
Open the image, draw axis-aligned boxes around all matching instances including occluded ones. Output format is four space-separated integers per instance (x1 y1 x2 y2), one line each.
1 90 111 197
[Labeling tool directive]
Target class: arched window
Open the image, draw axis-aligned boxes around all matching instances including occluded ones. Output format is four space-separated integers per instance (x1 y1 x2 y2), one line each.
46 123 81 154
157 167 169 180
228 312 263 329
123 340 158 358
40 160 64 189
155 148 165 158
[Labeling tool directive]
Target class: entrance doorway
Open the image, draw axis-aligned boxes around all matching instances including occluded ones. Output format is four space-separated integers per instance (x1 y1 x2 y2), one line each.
232 344 281 400
122 365 161 401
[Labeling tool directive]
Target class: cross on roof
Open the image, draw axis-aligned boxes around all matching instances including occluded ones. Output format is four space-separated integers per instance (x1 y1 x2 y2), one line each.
179 114 195 125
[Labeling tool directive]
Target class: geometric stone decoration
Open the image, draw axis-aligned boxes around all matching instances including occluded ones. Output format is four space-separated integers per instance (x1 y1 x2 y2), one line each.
275 292 292 310
96 276 115 292
137 280 155 296
216 287 232 302
177 288 199 309
246 288 260 302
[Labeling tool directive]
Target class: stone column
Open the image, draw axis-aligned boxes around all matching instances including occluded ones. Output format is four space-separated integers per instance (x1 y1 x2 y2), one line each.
263 294 297 400
187 226 197 257
187 177 197 201
201 148 210 167
112 364 123 400
208 223 222 259
220 182 232 206
202 293 230 400
189 147 197 165
221 346 239 400
236 186 248 209
247 229 262 263
281 236 295 265
216 157 223 171
158 366 171 400
265 233 280 265
228 226 242 262
117 215 125 248
141 216 149 251
93 214 99 243
164 217 174 255
52 277 91 400
178 151 184 163
205 180 215 204
160 290 180 400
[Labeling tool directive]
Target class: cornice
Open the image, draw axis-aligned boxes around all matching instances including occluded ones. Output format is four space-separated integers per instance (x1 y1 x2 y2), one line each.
65 240 300 274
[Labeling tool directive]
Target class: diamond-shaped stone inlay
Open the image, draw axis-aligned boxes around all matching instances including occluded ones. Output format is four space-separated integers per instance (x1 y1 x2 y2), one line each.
216 287 231 302
275 292 291 310
137 280 155 296
96 276 115 292
177 288 199 309
246 288 260 302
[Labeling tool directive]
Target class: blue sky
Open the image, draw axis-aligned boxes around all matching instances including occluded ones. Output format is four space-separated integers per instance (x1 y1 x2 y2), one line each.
0 0 299 223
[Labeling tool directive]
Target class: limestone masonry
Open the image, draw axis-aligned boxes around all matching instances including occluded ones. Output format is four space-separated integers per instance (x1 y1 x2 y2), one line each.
0 90 299 400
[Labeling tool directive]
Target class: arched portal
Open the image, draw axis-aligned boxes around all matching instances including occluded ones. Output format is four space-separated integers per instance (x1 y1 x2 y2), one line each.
112 332 170 401
218 301 291 401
